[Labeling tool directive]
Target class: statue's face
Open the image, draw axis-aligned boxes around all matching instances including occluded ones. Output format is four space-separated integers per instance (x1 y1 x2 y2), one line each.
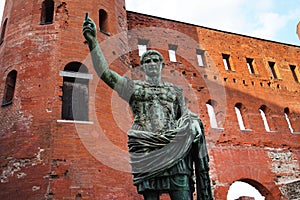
142 54 163 77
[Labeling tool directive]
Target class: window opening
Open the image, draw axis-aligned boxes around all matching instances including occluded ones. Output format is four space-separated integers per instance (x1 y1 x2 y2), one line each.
138 39 148 57
284 108 294 133
0 18 8 45
290 65 300 83
99 9 109 34
2 70 17 107
61 62 89 121
246 58 255 74
196 49 205 67
138 45 147 57
259 105 270 132
222 54 232 71
206 100 218 128
168 44 177 62
235 103 245 130
268 61 279 79
40 0 54 25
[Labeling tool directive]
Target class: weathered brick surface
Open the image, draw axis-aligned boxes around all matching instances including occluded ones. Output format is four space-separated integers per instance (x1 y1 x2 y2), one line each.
0 0 299 199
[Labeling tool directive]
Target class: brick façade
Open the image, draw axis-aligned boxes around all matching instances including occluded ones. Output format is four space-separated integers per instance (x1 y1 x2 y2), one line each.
0 0 299 199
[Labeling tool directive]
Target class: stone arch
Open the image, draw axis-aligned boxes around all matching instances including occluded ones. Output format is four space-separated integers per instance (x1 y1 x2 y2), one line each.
239 178 275 200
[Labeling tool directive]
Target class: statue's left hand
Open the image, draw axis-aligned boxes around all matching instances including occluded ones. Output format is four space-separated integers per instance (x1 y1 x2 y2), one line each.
191 120 202 139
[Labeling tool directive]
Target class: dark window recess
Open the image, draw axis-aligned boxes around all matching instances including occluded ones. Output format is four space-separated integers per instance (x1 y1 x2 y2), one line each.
61 62 89 121
99 9 109 34
0 18 8 45
268 61 278 79
246 58 255 74
40 0 54 25
222 54 232 70
2 70 17 107
290 65 299 83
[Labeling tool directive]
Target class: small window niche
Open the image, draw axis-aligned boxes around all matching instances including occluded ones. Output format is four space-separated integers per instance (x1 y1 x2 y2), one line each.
40 0 54 25
268 61 280 79
2 70 17 107
246 58 257 74
99 9 110 35
138 39 148 57
235 103 251 131
196 49 206 67
168 44 178 62
206 99 223 129
0 18 8 45
222 53 234 71
259 105 273 132
284 107 294 134
290 65 300 83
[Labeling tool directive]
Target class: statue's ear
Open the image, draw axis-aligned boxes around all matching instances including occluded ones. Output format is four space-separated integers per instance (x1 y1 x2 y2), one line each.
140 65 145 72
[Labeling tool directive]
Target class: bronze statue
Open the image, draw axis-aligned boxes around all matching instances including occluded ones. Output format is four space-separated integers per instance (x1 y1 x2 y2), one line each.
83 13 213 200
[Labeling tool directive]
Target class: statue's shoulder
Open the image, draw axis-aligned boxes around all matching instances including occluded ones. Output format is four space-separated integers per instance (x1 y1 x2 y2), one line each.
164 82 183 91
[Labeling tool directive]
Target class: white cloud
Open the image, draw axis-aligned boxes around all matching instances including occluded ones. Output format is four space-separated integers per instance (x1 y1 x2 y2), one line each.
251 12 288 39
126 0 300 45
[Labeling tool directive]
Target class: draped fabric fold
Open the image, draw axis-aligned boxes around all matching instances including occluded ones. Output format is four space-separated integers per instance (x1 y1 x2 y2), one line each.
128 112 196 185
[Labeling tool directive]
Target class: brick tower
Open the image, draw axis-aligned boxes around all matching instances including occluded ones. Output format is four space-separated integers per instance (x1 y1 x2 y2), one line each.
0 0 133 199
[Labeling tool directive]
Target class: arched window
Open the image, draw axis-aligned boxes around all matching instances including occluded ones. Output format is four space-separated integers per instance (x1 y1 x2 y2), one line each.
0 18 8 45
235 103 248 130
99 9 109 34
206 100 218 128
259 105 271 132
284 107 294 133
2 70 17 107
60 62 90 121
227 180 266 200
40 0 54 25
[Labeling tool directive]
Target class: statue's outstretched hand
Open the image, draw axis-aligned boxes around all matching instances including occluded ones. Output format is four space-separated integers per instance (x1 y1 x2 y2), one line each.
83 12 97 44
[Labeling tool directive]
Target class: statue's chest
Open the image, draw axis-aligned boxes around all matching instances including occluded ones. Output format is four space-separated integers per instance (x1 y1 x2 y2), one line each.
132 85 177 104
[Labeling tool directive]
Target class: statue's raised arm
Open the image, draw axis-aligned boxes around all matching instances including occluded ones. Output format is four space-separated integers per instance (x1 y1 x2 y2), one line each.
82 13 124 89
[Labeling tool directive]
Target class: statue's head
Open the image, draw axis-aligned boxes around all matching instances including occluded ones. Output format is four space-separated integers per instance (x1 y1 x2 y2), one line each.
140 50 165 78
140 50 165 68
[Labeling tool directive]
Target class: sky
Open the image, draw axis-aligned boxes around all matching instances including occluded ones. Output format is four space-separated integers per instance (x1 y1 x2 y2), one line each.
0 0 299 45
125 0 300 46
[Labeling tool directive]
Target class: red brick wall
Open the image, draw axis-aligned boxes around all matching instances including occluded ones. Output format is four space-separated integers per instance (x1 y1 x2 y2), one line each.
0 0 299 200
126 12 300 200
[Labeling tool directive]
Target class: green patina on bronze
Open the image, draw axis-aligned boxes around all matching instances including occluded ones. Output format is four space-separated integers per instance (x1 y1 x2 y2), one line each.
83 13 213 200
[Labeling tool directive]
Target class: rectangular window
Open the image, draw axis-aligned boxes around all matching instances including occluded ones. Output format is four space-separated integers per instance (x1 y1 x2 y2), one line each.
246 58 255 74
168 44 177 62
268 61 279 79
196 49 205 67
222 54 232 71
290 65 300 83
138 44 147 57
138 39 149 57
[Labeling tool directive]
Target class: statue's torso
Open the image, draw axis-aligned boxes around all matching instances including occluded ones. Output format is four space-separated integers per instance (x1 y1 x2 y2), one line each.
129 81 182 132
